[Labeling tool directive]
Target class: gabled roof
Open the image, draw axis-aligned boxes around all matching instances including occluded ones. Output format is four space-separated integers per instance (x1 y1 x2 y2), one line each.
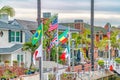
0 21 24 30
84 23 107 34
15 19 38 30
15 19 80 32
0 44 22 54
58 25 80 32
59 23 74 27
59 22 107 34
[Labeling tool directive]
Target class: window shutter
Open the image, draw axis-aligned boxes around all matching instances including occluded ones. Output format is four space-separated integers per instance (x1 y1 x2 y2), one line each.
21 55 23 62
8 30 11 42
20 31 23 42
17 55 20 62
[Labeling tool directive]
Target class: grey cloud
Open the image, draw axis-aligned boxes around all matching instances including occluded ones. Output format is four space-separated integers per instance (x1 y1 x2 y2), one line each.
94 18 120 27
42 0 120 14
1 0 120 26
1 0 36 9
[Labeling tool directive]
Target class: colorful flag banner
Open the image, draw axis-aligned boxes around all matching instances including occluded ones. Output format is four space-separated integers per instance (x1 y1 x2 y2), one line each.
32 24 42 45
58 29 69 44
48 15 58 31
52 32 58 46
33 44 42 65
60 48 69 61
48 32 58 51
49 41 55 49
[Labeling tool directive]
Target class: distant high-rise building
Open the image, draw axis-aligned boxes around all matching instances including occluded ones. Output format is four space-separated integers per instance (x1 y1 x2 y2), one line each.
74 19 84 33
43 12 51 18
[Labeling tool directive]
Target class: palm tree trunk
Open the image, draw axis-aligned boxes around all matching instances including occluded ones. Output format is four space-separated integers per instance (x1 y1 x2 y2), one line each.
30 53 34 69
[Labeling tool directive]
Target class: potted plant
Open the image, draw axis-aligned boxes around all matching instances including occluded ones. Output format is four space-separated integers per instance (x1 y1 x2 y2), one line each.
115 57 120 64
25 69 32 75
4 60 10 66
1 76 7 80
13 60 18 66
21 62 24 67
30 67 36 74
9 75 14 80
10 74 16 80
97 59 104 68
9 73 17 80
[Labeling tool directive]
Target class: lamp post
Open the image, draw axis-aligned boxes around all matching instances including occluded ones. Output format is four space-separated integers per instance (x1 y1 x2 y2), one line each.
91 0 94 71
72 39 75 72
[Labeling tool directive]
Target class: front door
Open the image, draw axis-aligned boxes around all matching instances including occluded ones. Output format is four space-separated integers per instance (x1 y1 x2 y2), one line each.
17 54 23 66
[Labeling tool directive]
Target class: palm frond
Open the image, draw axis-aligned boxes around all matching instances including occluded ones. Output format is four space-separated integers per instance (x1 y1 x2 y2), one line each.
0 6 15 17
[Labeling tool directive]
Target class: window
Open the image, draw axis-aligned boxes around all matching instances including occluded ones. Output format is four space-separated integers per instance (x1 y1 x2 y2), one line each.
16 32 20 42
10 31 21 42
87 35 91 38
99 35 102 40
21 55 23 62
17 54 24 63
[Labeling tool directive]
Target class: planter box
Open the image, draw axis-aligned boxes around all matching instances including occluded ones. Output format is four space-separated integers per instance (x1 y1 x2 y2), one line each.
1 78 6 80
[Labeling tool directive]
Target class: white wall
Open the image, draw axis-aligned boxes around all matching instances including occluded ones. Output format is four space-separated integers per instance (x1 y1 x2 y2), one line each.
0 30 25 48
0 30 14 48
22 31 25 43
25 51 32 68
12 49 31 68
1 54 11 61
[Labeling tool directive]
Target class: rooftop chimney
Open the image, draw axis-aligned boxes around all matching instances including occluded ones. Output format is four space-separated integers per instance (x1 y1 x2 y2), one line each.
0 14 8 23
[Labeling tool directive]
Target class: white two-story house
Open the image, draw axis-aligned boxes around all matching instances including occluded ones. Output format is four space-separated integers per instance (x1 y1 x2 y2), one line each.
0 14 32 67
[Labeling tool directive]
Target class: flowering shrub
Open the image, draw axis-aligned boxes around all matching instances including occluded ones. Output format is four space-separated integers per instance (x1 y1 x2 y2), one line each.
0 66 26 78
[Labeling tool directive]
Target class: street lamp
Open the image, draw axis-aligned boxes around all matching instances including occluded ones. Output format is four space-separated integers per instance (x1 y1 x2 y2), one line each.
72 39 75 72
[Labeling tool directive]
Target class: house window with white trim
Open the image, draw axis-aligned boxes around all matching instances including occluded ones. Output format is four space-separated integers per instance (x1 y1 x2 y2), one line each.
17 54 24 65
10 31 20 42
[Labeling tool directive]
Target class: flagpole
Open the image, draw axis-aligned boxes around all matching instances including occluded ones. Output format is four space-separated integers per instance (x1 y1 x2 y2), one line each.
91 0 94 71
108 23 111 62
56 15 59 73
56 16 59 80
37 0 42 80
108 40 111 60
68 26 71 67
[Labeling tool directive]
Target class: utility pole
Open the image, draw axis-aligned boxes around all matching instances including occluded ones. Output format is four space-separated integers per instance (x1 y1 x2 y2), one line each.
37 0 42 80
91 0 94 71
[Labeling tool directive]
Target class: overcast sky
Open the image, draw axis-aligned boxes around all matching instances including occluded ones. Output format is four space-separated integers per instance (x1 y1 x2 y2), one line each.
1 0 120 27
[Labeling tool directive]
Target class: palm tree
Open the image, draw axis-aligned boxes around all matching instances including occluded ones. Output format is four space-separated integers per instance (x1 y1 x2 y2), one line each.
95 38 108 58
72 28 91 60
0 6 15 17
111 30 120 49
110 29 120 57
95 38 108 51
22 41 38 68
72 28 91 49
